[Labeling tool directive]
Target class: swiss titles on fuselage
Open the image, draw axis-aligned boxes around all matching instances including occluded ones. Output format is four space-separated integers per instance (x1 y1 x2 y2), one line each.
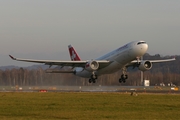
97 44 129 60
116 44 128 52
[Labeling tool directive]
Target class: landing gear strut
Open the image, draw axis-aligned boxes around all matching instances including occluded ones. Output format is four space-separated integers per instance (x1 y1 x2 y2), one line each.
119 67 128 83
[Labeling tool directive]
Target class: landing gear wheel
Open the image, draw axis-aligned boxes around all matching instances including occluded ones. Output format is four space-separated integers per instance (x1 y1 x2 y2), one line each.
91 75 97 79
89 74 97 83
89 79 96 83
119 79 122 83
89 79 92 83
123 79 126 83
125 75 128 79
119 78 126 83
121 74 128 79
119 74 128 83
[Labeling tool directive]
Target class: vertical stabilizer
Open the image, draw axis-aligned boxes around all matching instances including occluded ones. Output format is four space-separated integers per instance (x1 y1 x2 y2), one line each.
68 45 81 61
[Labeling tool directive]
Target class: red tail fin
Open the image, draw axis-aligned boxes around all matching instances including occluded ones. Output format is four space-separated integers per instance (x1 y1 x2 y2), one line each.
68 45 81 61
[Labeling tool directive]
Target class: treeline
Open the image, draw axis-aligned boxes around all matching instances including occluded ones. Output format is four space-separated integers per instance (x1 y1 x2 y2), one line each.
0 54 180 86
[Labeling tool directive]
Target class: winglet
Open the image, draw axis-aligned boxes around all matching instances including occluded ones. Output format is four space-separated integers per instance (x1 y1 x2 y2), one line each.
9 55 16 60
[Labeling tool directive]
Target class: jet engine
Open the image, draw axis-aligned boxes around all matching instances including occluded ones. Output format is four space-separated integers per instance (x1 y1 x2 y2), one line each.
138 61 152 71
85 60 99 71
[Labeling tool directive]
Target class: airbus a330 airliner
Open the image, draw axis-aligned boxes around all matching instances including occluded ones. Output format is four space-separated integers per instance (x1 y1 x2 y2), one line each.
9 40 175 83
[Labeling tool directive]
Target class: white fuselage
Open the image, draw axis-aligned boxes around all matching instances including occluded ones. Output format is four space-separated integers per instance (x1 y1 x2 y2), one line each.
75 41 148 78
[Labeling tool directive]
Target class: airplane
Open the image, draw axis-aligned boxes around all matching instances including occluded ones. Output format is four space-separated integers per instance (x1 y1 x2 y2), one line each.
9 40 175 83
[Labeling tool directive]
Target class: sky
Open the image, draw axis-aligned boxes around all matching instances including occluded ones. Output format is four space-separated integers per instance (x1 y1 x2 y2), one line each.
0 0 180 67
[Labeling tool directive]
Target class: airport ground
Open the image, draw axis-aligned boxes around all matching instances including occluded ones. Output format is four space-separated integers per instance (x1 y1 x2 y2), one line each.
0 92 180 120
0 85 179 119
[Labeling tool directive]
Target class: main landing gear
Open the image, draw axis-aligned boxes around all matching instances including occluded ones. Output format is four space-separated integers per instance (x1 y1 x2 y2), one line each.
119 74 128 83
119 67 128 83
89 72 97 83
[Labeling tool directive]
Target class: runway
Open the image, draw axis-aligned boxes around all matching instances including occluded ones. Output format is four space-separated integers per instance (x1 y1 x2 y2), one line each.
0 86 179 94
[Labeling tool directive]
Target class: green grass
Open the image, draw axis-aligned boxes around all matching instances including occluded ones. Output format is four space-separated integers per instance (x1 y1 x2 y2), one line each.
0 92 180 120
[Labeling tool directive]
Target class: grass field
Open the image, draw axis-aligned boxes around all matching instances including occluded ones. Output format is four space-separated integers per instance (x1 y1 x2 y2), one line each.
0 92 180 120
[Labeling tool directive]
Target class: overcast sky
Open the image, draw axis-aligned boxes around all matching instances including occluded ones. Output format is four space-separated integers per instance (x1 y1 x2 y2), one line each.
0 0 180 67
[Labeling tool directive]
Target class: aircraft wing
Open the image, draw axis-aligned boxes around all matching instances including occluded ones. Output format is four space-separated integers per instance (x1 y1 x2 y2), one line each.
130 58 175 63
143 58 176 63
9 55 111 68
127 58 176 67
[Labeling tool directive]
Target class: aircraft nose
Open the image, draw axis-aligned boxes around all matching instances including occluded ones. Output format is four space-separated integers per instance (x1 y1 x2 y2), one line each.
139 43 148 56
134 43 148 57
129 41 148 58
142 43 148 52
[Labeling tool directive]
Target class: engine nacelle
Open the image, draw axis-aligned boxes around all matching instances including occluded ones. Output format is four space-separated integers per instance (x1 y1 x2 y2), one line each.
138 61 152 71
85 61 99 71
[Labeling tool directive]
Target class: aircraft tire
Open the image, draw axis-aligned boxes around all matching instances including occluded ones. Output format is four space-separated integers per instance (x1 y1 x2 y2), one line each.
123 79 126 83
119 79 122 83
89 79 92 83
125 75 128 79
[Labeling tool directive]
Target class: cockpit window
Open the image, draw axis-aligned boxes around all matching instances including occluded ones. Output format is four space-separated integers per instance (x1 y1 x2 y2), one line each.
137 42 146 45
